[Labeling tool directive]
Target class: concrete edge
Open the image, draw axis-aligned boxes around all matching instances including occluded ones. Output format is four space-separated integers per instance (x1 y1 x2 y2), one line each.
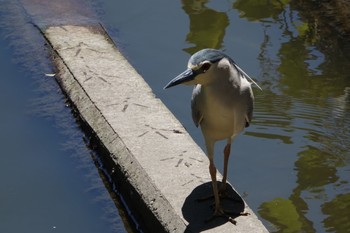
45 25 186 232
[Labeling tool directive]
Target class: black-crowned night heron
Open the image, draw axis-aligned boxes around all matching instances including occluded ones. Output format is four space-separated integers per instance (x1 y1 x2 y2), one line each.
164 48 261 219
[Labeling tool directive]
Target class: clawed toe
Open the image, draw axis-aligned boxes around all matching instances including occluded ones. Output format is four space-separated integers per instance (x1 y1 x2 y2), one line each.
205 206 250 225
205 207 226 223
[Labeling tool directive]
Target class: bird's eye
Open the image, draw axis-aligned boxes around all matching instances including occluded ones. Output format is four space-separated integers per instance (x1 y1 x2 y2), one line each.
201 63 211 73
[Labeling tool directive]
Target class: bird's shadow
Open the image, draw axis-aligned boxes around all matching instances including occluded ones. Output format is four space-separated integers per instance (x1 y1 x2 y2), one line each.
182 181 245 232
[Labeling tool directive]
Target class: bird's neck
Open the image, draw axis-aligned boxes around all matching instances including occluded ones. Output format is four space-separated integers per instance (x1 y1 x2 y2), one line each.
208 67 241 91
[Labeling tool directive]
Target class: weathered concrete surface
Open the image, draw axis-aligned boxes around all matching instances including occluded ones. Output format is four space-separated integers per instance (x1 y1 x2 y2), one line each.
44 24 268 233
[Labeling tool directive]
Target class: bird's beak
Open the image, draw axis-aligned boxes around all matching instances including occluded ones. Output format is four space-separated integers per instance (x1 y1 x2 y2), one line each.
164 68 196 89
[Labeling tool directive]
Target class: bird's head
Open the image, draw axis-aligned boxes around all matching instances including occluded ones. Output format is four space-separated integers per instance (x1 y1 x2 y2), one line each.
164 49 230 89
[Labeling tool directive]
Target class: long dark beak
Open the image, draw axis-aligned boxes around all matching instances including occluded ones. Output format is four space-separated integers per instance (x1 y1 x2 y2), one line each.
164 68 196 89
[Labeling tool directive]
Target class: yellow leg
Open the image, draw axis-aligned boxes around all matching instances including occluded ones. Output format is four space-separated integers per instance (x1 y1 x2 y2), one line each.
221 143 231 192
204 143 249 223
209 159 224 216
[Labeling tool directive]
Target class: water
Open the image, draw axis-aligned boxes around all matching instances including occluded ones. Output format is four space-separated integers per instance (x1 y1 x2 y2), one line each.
1 0 350 233
0 1 130 233
100 0 350 232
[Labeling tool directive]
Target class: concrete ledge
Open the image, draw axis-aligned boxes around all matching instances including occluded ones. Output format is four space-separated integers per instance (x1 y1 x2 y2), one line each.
43 24 268 233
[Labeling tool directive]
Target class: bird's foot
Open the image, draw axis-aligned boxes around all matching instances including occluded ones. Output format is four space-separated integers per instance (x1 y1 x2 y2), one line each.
205 206 250 225
205 206 229 223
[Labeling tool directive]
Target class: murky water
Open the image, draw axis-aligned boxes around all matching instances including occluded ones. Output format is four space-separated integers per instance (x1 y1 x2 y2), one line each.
1 0 350 232
101 0 350 232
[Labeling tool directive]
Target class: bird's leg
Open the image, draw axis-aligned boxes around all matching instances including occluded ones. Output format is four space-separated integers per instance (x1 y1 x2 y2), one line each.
220 143 241 203
209 158 224 216
220 143 231 196
206 160 248 224
202 147 248 223
197 143 234 201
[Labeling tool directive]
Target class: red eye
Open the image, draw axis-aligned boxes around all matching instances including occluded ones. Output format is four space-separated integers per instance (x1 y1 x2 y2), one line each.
201 63 211 73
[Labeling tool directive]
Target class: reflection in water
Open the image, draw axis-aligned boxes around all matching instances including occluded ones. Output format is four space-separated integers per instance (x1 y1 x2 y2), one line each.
233 0 350 232
322 193 350 233
291 0 350 61
182 0 228 54
259 197 312 233
233 0 286 21
250 91 294 144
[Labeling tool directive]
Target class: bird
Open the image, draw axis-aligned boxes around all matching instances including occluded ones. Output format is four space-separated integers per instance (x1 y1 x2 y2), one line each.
164 48 261 219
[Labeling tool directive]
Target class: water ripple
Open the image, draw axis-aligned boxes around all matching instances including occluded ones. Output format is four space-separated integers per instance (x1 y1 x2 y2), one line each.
250 90 350 152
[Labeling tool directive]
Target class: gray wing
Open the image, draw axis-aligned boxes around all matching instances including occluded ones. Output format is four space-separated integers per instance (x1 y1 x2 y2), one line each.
191 84 204 128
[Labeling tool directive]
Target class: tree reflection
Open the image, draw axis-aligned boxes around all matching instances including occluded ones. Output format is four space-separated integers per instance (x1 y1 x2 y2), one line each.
322 193 350 233
181 0 350 231
291 0 350 61
181 0 229 54
259 197 312 233
234 0 350 232
233 0 288 21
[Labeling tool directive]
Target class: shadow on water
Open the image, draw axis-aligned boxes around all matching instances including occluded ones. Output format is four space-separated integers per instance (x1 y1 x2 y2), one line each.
182 182 245 232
